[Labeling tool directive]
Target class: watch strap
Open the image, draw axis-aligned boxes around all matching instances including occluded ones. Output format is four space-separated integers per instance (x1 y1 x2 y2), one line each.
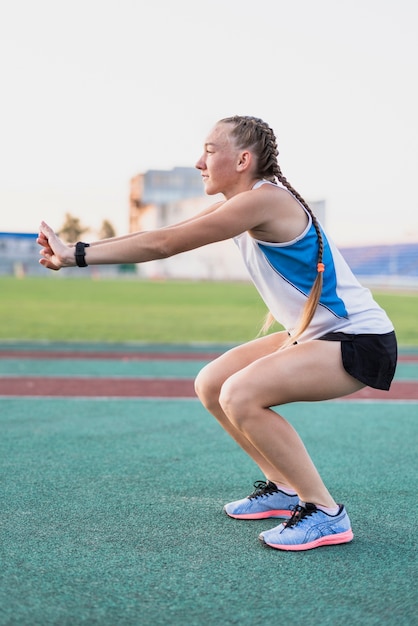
75 241 90 267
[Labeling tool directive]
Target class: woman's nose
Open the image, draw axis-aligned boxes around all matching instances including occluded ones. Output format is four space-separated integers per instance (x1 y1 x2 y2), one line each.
195 155 205 170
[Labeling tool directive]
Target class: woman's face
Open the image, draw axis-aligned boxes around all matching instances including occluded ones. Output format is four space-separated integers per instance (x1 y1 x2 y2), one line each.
195 123 242 197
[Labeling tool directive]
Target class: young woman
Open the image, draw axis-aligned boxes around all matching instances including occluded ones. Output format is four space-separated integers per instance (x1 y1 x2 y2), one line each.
38 115 397 551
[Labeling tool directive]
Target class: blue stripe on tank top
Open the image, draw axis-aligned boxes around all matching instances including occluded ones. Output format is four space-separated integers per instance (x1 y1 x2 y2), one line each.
258 226 348 319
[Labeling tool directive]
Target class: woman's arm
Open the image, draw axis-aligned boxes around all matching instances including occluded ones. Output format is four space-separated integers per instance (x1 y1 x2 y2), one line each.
89 200 225 246
38 188 275 270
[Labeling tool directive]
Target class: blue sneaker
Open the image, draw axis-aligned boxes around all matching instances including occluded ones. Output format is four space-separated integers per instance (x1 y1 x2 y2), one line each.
224 480 298 520
259 502 354 551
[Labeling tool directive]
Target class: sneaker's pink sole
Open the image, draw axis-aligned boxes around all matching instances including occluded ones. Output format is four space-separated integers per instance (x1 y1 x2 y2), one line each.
261 528 354 551
225 509 292 520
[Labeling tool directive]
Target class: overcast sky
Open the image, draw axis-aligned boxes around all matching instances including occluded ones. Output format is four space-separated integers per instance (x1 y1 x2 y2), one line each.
1 0 417 246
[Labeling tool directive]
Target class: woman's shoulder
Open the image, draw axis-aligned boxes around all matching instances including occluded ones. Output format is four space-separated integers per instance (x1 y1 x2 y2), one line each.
248 181 307 219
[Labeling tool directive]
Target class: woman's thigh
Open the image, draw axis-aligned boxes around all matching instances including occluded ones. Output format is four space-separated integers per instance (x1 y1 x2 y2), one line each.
221 339 365 407
195 331 289 393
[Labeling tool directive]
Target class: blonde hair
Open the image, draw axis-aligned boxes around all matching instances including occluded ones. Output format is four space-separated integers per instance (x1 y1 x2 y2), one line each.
220 115 324 346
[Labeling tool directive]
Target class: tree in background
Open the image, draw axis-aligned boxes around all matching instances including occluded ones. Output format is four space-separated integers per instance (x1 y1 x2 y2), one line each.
98 219 116 240
58 213 89 243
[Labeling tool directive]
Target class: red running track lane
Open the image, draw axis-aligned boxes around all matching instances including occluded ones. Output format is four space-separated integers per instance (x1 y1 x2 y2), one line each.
0 377 195 398
1 377 418 400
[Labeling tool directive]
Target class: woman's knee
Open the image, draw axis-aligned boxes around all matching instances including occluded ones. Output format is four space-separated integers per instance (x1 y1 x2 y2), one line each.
218 375 251 429
194 363 223 409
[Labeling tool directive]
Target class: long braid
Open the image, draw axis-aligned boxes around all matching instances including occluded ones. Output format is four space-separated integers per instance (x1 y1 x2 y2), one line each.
275 164 325 345
220 115 325 343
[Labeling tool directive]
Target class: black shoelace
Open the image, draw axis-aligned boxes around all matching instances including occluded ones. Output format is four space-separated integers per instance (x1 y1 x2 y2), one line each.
248 480 278 500
284 503 317 528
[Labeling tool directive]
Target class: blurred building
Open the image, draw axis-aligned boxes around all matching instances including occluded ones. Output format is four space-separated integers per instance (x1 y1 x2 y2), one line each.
0 232 43 277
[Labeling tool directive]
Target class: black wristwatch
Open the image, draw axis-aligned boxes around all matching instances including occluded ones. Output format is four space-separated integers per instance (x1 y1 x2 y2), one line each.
75 242 90 267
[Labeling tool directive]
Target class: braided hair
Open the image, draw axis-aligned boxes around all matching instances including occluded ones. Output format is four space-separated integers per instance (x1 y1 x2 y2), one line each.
219 115 325 344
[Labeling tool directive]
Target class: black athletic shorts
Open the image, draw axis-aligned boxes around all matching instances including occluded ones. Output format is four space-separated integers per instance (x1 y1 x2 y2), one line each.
317 330 398 390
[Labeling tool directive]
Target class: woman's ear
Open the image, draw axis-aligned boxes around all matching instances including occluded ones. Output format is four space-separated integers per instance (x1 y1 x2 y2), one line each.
236 150 252 172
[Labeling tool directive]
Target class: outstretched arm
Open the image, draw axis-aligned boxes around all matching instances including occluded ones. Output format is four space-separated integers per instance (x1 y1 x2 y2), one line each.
90 200 225 246
38 188 275 270
37 200 226 270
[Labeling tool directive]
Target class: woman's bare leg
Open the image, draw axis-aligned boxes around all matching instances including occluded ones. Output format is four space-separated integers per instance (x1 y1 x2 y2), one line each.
195 331 295 488
218 340 365 508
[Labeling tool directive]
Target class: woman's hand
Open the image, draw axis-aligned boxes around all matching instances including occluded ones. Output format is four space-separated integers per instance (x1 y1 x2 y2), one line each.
37 221 76 271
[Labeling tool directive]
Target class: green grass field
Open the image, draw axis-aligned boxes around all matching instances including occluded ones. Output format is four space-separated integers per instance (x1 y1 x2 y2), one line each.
1 275 417 345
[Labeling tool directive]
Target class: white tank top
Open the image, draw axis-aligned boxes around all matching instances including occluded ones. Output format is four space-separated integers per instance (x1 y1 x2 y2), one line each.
234 180 394 341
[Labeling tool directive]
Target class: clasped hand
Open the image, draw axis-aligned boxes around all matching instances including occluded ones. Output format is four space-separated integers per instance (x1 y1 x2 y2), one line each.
37 221 75 271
